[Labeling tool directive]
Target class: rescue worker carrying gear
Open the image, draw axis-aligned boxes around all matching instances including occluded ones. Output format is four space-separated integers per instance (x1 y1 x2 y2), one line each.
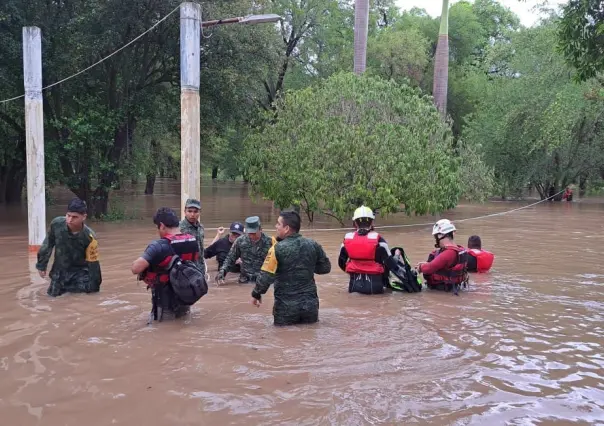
416 219 468 295
338 205 411 294
466 235 495 273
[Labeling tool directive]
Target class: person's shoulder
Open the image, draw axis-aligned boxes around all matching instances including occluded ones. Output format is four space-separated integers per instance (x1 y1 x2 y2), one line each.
178 218 189 228
299 235 324 250
50 216 66 226
146 238 168 250
83 224 97 238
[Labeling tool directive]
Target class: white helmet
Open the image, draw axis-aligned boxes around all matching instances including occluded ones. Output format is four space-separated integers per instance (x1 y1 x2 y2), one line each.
432 219 456 236
352 205 375 221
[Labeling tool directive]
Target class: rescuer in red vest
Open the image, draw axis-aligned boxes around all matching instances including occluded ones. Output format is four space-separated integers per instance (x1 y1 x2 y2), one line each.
416 219 469 295
338 205 401 294
131 207 200 322
466 235 495 273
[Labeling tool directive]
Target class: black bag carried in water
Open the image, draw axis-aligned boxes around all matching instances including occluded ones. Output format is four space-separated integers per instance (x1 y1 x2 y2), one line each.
387 246 423 293
168 256 208 305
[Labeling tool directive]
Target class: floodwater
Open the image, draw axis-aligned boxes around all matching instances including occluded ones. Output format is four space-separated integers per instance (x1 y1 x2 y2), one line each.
1 180 603 425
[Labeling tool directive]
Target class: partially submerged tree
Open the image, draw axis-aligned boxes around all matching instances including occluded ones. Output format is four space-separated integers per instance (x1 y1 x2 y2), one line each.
242 72 490 224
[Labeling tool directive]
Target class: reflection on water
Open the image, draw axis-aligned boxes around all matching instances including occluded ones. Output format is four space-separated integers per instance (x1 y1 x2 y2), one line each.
0 180 603 425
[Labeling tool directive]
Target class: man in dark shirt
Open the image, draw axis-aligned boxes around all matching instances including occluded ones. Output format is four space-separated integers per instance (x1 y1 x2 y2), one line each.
204 222 244 273
131 207 199 322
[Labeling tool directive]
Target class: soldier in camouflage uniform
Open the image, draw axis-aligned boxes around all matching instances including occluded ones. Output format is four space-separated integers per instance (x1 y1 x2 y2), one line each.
251 210 331 326
216 216 274 284
179 198 205 275
36 198 102 297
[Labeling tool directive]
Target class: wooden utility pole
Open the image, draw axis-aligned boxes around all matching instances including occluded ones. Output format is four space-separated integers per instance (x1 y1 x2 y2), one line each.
353 0 369 74
180 2 201 213
23 27 46 252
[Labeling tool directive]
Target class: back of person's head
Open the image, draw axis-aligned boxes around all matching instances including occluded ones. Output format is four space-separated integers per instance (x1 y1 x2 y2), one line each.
468 235 482 250
354 217 373 231
280 210 301 233
153 207 180 228
67 198 87 214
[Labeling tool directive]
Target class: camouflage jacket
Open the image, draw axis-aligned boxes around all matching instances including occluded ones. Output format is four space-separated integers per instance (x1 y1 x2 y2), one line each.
36 216 102 289
219 233 274 279
179 218 205 271
252 233 331 300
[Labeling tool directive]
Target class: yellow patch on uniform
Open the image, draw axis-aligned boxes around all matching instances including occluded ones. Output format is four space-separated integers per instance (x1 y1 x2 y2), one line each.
261 245 278 274
85 236 99 262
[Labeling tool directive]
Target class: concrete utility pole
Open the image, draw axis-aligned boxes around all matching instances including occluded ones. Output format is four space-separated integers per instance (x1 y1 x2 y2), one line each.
23 27 46 253
180 2 202 214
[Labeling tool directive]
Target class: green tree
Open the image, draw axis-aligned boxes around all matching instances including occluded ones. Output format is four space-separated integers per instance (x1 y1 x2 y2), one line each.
242 72 490 224
463 22 604 199
558 0 604 82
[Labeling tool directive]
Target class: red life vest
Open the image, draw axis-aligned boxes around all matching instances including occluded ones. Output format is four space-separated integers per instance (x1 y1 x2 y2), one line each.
468 249 494 273
144 234 200 287
343 231 385 275
424 245 468 289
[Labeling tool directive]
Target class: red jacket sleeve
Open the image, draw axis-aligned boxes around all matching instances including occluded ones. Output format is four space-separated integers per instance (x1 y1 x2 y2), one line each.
421 249 458 275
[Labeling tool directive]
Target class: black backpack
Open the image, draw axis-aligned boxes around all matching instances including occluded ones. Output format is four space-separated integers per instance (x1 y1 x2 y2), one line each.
167 256 208 306
388 246 423 293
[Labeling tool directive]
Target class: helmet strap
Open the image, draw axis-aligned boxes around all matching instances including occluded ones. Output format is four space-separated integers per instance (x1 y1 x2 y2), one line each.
434 234 445 248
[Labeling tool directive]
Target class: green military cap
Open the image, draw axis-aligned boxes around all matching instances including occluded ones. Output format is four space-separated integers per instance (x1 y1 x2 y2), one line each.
245 216 261 233
184 198 201 210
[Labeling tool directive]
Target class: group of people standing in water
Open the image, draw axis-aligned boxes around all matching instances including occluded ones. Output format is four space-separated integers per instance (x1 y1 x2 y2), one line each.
35 198 495 326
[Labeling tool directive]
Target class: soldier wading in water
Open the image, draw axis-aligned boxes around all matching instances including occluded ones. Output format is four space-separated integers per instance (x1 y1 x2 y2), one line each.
36 198 102 297
250 210 331 326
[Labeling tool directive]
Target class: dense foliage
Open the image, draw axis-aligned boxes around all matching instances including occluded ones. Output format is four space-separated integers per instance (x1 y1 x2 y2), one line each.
1 0 602 219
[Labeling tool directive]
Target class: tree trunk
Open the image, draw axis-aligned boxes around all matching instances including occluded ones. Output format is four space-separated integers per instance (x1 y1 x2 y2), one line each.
6 168 26 203
90 186 110 219
144 174 156 195
353 0 370 74
433 0 450 117
211 166 218 180
0 165 26 204
579 175 586 198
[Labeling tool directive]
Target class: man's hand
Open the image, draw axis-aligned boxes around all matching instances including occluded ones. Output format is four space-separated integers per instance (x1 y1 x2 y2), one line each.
416 262 426 272
235 258 242 265
215 272 225 286
250 297 261 307
38 270 46 279
216 227 225 236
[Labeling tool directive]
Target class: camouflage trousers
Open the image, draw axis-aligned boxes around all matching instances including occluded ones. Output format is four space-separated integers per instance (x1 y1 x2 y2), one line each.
273 296 319 326
47 268 97 297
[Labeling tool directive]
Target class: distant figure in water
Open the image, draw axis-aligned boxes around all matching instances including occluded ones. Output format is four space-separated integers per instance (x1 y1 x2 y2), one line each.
562 186 573 202
466 235 495 273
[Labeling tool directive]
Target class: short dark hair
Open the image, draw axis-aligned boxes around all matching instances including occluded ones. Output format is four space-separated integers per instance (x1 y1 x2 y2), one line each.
153 207 180 228
280 210 301 233
468 235 482 249
354 217 373 230
67 198 87 214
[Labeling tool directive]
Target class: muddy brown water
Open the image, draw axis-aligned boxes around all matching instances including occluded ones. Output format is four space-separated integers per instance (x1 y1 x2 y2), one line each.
1 180 603 425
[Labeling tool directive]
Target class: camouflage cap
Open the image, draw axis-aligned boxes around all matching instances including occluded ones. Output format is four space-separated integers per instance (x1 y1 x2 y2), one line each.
184 198 201 210
244 216 261 233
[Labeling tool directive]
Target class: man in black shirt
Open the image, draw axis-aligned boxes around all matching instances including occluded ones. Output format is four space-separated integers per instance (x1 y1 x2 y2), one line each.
131 207 199 322
204 222 244 275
